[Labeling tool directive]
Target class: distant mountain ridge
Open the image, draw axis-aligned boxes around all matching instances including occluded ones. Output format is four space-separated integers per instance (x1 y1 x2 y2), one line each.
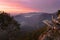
14 12 57 32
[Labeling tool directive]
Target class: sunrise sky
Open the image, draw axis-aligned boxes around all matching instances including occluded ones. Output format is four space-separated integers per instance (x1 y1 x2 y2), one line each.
0 0 60 15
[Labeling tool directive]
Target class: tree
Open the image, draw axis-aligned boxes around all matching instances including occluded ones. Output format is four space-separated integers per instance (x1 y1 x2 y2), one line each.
0 11 20 40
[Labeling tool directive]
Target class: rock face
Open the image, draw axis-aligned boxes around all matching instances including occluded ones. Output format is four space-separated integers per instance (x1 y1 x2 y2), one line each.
38 28 60 40
38 18 60 40
38 10 60 40
38 21 60 40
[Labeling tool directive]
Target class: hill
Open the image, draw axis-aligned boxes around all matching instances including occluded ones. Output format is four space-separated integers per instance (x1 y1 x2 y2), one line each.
14 12 57 32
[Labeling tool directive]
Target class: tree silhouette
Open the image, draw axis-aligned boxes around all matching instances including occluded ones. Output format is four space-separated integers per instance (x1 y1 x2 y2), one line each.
0 11 20 40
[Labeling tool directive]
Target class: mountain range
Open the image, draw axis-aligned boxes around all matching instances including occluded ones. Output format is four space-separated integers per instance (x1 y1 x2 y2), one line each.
14 12 57 32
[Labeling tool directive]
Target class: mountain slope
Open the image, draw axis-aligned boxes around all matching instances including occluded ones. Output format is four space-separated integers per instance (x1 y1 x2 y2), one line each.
14 12 56 31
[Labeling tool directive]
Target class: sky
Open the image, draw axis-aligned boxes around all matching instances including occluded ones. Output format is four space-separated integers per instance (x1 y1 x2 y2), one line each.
0 0 60 15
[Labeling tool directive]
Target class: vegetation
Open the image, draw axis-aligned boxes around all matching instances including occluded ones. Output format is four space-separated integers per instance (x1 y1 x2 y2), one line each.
20 26 47 40
0 10 60 40
0 11 20 40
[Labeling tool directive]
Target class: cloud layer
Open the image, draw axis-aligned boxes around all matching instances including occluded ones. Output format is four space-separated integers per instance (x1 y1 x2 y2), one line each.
0 0 60 14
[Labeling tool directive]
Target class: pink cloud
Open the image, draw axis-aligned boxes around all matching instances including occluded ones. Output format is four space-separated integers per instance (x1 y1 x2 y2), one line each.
0 0 39 14
0 0 60 14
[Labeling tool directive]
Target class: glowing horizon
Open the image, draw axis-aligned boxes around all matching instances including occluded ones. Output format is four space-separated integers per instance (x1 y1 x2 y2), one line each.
0 2 39 14
0 0 60 15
